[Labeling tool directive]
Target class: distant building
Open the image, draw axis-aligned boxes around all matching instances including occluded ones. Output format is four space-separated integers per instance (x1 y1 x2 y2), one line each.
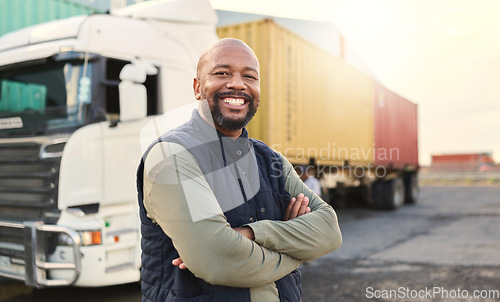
430 153 495 172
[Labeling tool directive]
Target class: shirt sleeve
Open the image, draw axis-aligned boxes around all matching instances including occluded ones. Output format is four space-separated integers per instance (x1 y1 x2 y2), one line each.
246 152 342 261
143 142 301 288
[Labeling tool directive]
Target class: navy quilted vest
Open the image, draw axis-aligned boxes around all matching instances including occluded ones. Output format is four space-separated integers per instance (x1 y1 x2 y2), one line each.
137 110 302 301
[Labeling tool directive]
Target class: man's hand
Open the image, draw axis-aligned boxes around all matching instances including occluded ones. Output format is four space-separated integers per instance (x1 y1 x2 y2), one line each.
173 194 310 270
172 257 187 270
283 193 311 221
172 226 256 270
234 226 255 240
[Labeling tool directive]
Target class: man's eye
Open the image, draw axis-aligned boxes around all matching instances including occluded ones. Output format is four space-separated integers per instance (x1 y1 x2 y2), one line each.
214 72 229 76
244 75 258 80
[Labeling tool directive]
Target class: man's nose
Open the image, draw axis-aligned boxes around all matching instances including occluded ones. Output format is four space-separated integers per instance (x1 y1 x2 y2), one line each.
226 74 245 89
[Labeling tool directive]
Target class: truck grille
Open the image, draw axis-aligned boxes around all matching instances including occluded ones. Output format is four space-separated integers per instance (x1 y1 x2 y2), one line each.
0 142 61 223
0 140 63 261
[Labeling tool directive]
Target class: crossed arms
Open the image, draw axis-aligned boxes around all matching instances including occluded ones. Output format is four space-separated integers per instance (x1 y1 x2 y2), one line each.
143 142 342 287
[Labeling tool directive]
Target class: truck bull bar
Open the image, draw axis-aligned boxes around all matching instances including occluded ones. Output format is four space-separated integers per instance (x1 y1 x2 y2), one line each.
0 221 82 287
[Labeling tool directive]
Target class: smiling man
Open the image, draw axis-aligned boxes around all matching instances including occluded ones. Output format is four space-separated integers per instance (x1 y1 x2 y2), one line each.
195 38 260 137
137 38 342 302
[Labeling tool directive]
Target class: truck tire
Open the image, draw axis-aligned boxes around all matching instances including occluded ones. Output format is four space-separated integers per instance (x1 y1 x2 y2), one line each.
381 177 405 210
386 177 405 210
372 180 385 209
359 183 372 204
404 173 419 204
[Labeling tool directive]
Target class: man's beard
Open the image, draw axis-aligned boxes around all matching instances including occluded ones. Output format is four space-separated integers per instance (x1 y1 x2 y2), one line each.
209 91 258 131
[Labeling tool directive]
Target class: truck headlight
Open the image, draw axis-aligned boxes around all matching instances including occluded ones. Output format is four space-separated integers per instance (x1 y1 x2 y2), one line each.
79 231 102 246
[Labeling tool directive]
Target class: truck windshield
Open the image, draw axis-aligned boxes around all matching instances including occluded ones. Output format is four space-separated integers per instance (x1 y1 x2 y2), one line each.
0 59 93 137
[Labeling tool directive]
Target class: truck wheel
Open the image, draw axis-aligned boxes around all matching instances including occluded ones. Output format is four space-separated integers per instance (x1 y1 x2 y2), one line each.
404 173 419 204
383 177 405 210
372 180 386 210
372 180 385 209
359 183 372 204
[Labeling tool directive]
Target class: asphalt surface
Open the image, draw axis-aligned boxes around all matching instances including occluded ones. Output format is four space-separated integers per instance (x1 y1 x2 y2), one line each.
301 185 500 301
1 185 499 301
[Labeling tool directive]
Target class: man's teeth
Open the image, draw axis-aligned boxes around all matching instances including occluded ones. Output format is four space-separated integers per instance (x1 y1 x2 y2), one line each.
222 98 245 106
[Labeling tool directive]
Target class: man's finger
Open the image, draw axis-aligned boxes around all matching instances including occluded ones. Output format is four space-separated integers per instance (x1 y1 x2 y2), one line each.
289 194 304 219
172 257 187 269
283 197 296 221
297 196 309 216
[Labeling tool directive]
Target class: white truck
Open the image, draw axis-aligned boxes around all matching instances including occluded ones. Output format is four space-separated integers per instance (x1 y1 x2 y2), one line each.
0 0 217 287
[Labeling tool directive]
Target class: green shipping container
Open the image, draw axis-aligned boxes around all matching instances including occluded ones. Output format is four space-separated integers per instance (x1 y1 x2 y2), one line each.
0 0 103 37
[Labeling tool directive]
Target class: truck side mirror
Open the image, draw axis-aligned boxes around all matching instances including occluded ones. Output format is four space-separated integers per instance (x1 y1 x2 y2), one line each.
118 64 148 122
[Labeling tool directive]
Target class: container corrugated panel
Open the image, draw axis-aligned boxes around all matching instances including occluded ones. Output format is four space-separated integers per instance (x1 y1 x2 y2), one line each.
0 0 102 37
431 154 480 164
374 83 418 170
430 154 486 172
217 19 375 166
430 154 478 172
70 0 111 11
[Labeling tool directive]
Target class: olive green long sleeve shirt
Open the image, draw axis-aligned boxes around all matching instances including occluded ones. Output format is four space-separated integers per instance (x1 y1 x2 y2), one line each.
143 141 342 301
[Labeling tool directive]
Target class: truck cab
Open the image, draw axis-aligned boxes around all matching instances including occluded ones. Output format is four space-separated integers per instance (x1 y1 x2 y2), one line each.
0 0 217 287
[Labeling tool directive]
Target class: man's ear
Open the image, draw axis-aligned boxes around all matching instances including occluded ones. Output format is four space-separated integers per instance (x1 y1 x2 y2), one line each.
193 77 202 100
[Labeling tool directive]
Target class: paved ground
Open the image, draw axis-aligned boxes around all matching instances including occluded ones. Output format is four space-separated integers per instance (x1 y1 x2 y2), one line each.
301 185 500 301
1 186 499 301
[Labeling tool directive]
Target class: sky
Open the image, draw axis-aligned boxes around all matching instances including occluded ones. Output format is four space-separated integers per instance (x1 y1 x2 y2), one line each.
209 0 500 165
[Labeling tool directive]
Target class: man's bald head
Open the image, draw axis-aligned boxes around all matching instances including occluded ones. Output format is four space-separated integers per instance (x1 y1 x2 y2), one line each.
196 38 259 78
